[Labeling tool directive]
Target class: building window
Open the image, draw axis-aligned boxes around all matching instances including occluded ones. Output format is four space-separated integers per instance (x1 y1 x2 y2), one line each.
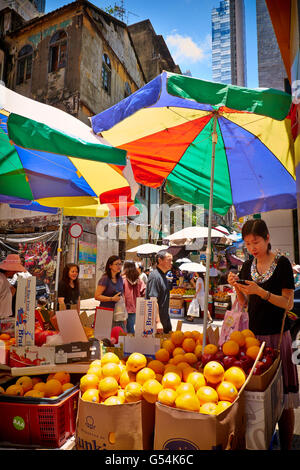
49 30 67 73
16 45 33 85
102 53 111 94
124 81 131 98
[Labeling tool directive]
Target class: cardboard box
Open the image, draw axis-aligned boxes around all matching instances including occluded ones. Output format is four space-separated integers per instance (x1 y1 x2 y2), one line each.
154 394 246 450
244 362 283 450
76 398 155 450
245 355 280 392
55 339 100 364
169 298 184 309
15 276 36 346
169 308 184 319
9 345 56 367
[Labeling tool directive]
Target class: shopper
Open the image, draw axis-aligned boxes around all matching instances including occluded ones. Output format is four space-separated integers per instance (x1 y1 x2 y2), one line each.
0 254 27 318
191 272 213 323
95 255 125 330
137 263 148 285
228 218 299 450
57 263 80 314
146 250 173 334
122 260 146 334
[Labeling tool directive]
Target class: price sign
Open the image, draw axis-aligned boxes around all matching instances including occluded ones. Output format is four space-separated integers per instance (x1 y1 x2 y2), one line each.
69 223 83 239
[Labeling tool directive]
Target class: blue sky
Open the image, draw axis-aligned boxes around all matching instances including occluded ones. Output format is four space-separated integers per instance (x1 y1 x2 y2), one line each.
45 0 258 88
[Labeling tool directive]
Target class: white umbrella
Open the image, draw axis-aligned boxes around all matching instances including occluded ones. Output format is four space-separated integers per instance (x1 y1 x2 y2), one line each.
179 262 206 272
126 243 165 255
175 258 191 263
164 226 228 241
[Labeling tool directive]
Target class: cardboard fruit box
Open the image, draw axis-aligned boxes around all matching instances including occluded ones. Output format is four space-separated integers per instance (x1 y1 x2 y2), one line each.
245 355 281 392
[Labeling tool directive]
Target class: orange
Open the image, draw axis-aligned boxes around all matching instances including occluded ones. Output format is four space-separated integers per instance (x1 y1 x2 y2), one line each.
161 372 181 390
200 402 218 415
16 376 33 393
147 360 165 375
246 345 261 360
186 371 206 391
126 352 147 372
245 337 260 349
176 361 190 371
222 340 239 356
216 381 238 403
172 354 186 365
156 373 163 383
203 361 225 384
0 386 5 394
0 333 10 340
176 382 195 396
24 390 45 398
124 382 143 402
182 366 196 382
155 348 170 363
162 339 175 354
183 331 193 338
203 344 218 355
117 388 126 401
87 365 103 379
190 331 201 341
142 379 163 403
196 333 204 344
31 377 42 386
45 379 63 397
90 359 102 367
33 382 47 393
224 367 246 390
98 377 119 399
216 401 232 414
194 344 203 359
101 363 121 381
172 347 185 357
80 374 99 393
103 395 124 405
62 383 74 392
101 352 120 365
229 331 246 347
196 386 218 405
182 337 196 353
53 371 71 385
6 384 24 396
171 330 184 346
241 329 255 339
47 373 55 381
175 392 200 412
158 388 177 407
119 370 136 388
183 353 198 365
164 365 182 380
81 389 100 403
136 367 156 385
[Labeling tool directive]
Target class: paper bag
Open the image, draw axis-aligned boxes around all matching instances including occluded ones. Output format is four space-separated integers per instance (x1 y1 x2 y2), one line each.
76 398 155 450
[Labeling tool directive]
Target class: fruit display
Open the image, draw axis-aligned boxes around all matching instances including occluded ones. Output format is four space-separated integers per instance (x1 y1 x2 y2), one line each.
0 333 16 350
0 372 75 398
213 291 231 302
170 287 186 296
184 288 196 296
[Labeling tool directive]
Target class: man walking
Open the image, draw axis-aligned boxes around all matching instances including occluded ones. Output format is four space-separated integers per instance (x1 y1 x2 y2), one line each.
146 250 173 333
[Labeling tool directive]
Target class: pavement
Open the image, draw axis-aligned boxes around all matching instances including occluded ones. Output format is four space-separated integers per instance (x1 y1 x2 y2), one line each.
80 297 300 450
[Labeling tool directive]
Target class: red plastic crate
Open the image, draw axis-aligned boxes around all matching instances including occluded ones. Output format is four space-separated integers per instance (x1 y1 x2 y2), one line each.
0 388 79 448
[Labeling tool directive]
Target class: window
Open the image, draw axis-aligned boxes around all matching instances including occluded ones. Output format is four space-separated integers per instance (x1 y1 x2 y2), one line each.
16 45 33 85
102 53 111 94
124 81 131 98
49 30 67 73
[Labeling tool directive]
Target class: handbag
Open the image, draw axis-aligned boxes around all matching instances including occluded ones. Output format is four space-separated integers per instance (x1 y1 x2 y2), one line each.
187 298 200 317
113 296 128 322
218 299 249 346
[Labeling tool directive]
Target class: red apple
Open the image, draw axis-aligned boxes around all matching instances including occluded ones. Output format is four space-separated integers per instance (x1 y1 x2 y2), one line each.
201 353 215 366
264 347 277 360
232 360 243 369
239 356 254 372
214 351 225 363
261 355 273 370
223 355 237 369
252 361 266 375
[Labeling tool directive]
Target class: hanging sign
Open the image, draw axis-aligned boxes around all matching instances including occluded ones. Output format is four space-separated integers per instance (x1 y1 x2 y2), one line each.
69 223 83 239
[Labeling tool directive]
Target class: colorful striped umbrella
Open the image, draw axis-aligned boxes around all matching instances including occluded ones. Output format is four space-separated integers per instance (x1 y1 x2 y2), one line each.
91 71 295 346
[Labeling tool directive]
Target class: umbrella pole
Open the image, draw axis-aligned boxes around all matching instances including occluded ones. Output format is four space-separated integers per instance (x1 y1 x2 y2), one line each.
54 208 64 308
202 113 218 350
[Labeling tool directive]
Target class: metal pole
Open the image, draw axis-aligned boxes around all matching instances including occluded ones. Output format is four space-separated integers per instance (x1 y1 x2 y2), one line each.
202 112 218 350
54 208 64 308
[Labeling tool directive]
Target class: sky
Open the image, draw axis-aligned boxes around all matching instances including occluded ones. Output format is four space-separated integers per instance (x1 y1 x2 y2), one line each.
45 0 259 88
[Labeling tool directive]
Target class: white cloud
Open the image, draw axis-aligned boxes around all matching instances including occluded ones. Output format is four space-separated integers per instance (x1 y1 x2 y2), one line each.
166 33 211 64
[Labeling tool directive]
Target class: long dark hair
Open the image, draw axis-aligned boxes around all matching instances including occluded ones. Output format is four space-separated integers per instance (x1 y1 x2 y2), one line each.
242 219 271 252
105 255 121 279
123 260 140 283
61 263 79 289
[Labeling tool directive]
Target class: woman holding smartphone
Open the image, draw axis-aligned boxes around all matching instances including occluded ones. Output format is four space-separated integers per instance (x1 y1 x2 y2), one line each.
95 255 125 329
228 219 299 450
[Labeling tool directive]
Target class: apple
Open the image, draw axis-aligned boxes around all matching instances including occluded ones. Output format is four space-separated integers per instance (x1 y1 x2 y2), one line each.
239 356 254 372
223 355 237 369
232 360 243 369
261 355 273 370
264 347 277 360
252 361 266 375
201 353 215 366
214 351 225 363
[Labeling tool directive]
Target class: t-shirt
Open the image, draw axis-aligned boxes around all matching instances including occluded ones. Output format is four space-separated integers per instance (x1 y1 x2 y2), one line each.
97 274 124 309
57 281 80 309
239 255 294 335
146 268 171 333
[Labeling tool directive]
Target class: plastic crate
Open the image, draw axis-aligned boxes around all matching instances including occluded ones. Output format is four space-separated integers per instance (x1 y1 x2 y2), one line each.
0 384 79 448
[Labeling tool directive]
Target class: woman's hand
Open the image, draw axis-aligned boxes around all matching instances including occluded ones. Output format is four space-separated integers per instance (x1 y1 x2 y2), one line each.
227 271 239 286
236 280 261 296
111 292 122 302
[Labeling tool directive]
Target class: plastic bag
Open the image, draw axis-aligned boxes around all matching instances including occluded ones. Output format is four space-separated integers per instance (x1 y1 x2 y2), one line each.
218 299 248 345
187 298 200 318
113 296 128 322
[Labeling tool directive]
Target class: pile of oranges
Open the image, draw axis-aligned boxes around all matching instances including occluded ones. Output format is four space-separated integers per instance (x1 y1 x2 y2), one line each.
0 372 74 398
0 333 16 349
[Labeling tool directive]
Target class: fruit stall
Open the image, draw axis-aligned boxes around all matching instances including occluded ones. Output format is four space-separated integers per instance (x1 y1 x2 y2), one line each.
0 283 283 451
169 287 197 318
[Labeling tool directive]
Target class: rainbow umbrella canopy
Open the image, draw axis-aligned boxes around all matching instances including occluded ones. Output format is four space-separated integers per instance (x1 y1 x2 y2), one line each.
91 71 296 218
0 84 138 215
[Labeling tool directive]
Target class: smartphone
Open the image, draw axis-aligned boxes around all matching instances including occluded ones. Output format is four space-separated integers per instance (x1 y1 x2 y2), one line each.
236 279 247 285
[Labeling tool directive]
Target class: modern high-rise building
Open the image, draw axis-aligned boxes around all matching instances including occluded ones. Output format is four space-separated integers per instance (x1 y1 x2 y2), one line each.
212 0 247 86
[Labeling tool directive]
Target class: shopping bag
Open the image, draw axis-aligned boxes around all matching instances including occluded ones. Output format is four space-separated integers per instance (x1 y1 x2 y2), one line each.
113 297 128 322
187 298 199 318
218 299 248 345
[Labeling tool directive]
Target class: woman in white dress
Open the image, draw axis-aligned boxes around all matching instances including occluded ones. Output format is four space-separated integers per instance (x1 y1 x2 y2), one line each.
193 273 213 323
